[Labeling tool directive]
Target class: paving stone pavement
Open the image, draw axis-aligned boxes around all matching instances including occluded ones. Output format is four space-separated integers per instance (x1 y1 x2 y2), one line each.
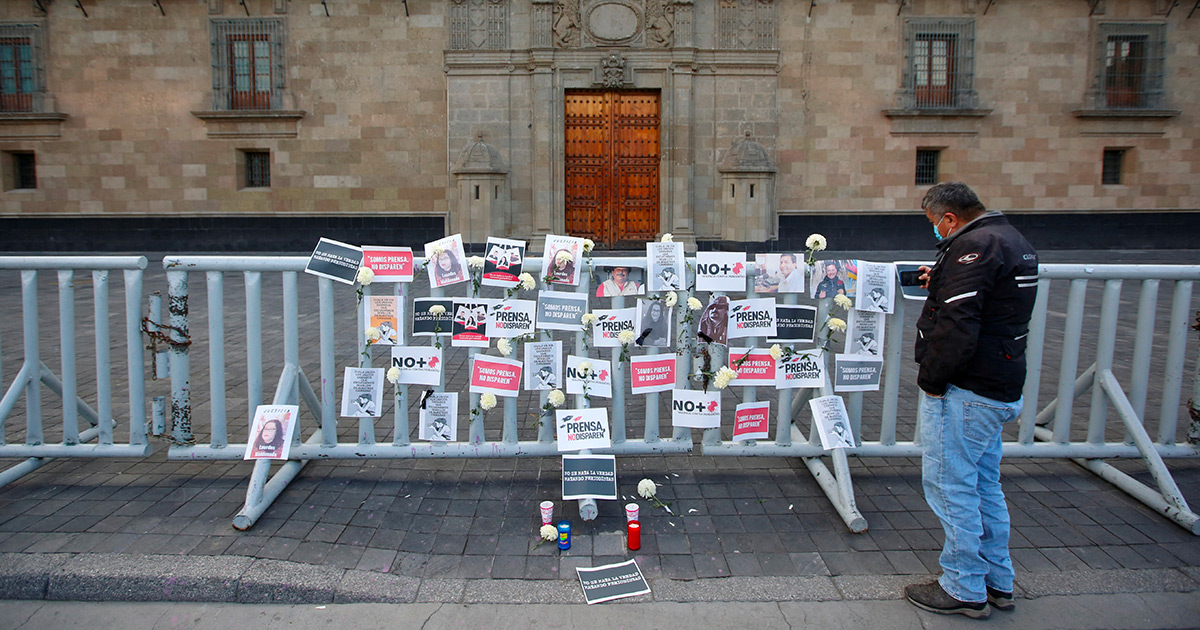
0 249 1198 608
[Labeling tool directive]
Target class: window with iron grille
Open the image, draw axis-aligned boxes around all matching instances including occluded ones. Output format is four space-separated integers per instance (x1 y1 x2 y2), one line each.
1088 23 1166 110
1101 148 1125 185
210 19 285 111
899 18 977 110
0 23 44 113
244 150 270 188
915 149 940 186
3 151 35 190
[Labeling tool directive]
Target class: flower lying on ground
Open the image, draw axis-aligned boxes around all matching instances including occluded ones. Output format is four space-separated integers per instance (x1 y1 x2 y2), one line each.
534 523 558 549
386 366 401 384
356 267 375 285
834 294 853 310
637 478 672 512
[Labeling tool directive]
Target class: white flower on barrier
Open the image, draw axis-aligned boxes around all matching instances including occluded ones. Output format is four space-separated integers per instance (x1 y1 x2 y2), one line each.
806 233 827 252
713 366 738 390
769 344 783 361
519 273 536 290
430 246 445 258
497 338 513 356
356 267 375 285
429 304 446 315
480 392 497 411
661 233 673 243
581 312 598 325
834 294 853 310
578 361 592 376
583 239 595 253
547 389 566 407
365 327 381 342
687 297 703 311
386 366 401 384
664 292 678 307
618 330 636 345
828 317 847 333
468 255 485 269
555 250 574 265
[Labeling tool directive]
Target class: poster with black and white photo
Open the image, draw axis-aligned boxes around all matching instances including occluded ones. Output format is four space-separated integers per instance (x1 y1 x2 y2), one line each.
671 388 721 429
854 261 896 314
537 291 589 332
481 236 526 288
418 392 458 442
424 234 469 289
389 346 443 386
768 304 817 344
646 241 685 292
562 454 618 500
412 298 454 337
696 296 730 345
634 298 673 348
753 253 806 294
452 299 493 348
775 349 826 389
244 404 298 460
542 234 585 287
591 307 637 348
809 394 856 449
304 237 364 285
339 367 385 418
833 354 883 392
695 252 747 293
525 340 563 391
845 309 885 356
487 299 537 338
556 407 612 452
726 297 778 340
566 355 613 399
577 560 651 605
364 295 404 346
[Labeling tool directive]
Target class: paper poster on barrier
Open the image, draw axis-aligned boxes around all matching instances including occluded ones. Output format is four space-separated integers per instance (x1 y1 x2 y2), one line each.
754 253 806 294
630 354 676 394
487 299 537 338
591 307 636 348
775 349 825 389
340 367 385 418
811 259 858 299
769 305 816 344
855 261 896 314
525 340 563 391
833 354 883 393
361 245 414 283
245 404 298 460
556 407 611 452
577 560 651 605
469 355 523 397
425 234 469 289
418 392 458 442
845 309 885 356
364 295 404 346
695 252 747 293
646 241 685 292
809 394 856 449
305 237 364 285
452 299 493 348
671 388 721 429
727 297 777 340
696 296 730 345
537 291 589 331
389 346 443 386
543 234 585 287
562 454 618 500
634 299 673 348
732 401 771 442
412 298 454 337
595 264 646 298
727 347 775 386
566 355 613 399
481 237 526 288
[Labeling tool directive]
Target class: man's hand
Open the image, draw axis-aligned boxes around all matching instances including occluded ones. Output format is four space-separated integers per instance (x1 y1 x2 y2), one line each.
918 265 932 290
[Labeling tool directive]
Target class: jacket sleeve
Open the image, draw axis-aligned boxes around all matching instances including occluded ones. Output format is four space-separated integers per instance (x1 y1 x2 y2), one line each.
917 237 1000 396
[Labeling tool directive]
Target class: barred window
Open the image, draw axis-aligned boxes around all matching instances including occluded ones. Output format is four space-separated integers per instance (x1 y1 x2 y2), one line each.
1088 23 1166 110
915 149 940 186
243 150 270 188
3 151 35 190
1101 148 1125 185
210 19 285 111
899 18 977 110
0 23 44 113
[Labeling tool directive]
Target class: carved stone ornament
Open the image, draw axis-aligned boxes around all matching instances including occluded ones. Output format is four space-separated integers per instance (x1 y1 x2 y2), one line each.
553 0 581 48
719 130 775 173
600 52 627 88
584 0 642 45
454 134 508 174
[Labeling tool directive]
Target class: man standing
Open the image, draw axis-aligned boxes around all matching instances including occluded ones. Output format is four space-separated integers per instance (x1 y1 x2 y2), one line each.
905 182 1038 619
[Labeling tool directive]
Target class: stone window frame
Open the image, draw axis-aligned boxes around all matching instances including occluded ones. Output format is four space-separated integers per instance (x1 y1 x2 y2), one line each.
208 18 288 112
0 22 48 114
1086 22 1167 111
895 17 980 113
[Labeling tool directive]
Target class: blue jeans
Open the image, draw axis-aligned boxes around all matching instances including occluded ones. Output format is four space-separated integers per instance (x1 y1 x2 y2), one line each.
920 384 1021 603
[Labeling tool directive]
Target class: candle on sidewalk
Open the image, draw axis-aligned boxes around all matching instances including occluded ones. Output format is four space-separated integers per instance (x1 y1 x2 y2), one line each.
627 520 641 550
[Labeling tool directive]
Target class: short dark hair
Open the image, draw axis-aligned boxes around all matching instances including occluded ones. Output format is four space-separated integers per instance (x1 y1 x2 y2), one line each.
922 181 986 221
780 253 797 264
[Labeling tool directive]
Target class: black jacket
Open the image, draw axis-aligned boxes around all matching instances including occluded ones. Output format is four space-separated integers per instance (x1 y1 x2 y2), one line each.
915 211 1039 402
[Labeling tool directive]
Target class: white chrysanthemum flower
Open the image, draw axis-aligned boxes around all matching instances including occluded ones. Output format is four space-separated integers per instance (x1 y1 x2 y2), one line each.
430 246 445 258
664 292 678 307
806 233 827 252
480 392 497 411
834 294 853 310
687 297 702 311
582 239 595 253
581 312 598 325
356 267 375 285
496 338 513 356
660 233 673 243
540 524 558 541
578 361 592 376
713 365 739 389
547 389 565 407
637 478 657 499
365 327 381 341
386 366 402 384
828 317 847 332
618 330 636 345
429 304 446 315
519 273 536 290
468 255 485 269
555 250 573 264
769 344 783 361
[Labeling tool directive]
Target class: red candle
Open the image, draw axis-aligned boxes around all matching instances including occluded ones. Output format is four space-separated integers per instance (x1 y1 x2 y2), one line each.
627 520 641 550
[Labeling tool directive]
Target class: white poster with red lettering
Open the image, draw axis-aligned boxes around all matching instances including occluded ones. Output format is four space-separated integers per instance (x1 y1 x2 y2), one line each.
727 347 776 387
630 354 676 395
360 245 414 283
671 389 721 429
732 401 771 442
389 347 443 386
565 355 613 399
469 355 523 397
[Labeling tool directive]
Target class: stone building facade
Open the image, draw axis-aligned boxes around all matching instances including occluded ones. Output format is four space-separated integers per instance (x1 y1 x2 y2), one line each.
0 0 1195 251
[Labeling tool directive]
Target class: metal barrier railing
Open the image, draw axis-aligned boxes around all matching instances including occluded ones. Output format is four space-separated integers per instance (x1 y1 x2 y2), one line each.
0 256 150 486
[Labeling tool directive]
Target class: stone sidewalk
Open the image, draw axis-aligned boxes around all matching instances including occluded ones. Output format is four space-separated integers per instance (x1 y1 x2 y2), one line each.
0 249 1198 615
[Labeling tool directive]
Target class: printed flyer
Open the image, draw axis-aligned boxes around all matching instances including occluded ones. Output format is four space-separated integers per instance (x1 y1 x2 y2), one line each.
727 347 775 386
244 404 298 460
630 354 676 395
364 295 404 346
424 234 470 289
304 237 364 285
556 407 612 452
646 241 685 292
469 355 523 397
565 355 613 399
769 304 816 344
481 236 526 288
537 291 590 331
340 367 385 418
360 245 414 283
418 392 458 442
726 297 778 340
542 234 585 286
810 394 856 449
389 346 443 386
487 299 537 338
775 349 826 389
833 354 883 392
855 260 896 314
452 299 492 348
524 340 563 391
670 388 721 429
412 298 454 337
732 401 771 442
590 307 637 348
562 454 618 500
694 252 747 293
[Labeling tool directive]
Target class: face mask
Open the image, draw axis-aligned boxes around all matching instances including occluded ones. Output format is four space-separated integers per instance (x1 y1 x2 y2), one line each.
932 215 947 242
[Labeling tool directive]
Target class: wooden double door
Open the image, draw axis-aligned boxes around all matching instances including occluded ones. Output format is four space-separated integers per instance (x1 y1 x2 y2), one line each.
564 90 660 248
